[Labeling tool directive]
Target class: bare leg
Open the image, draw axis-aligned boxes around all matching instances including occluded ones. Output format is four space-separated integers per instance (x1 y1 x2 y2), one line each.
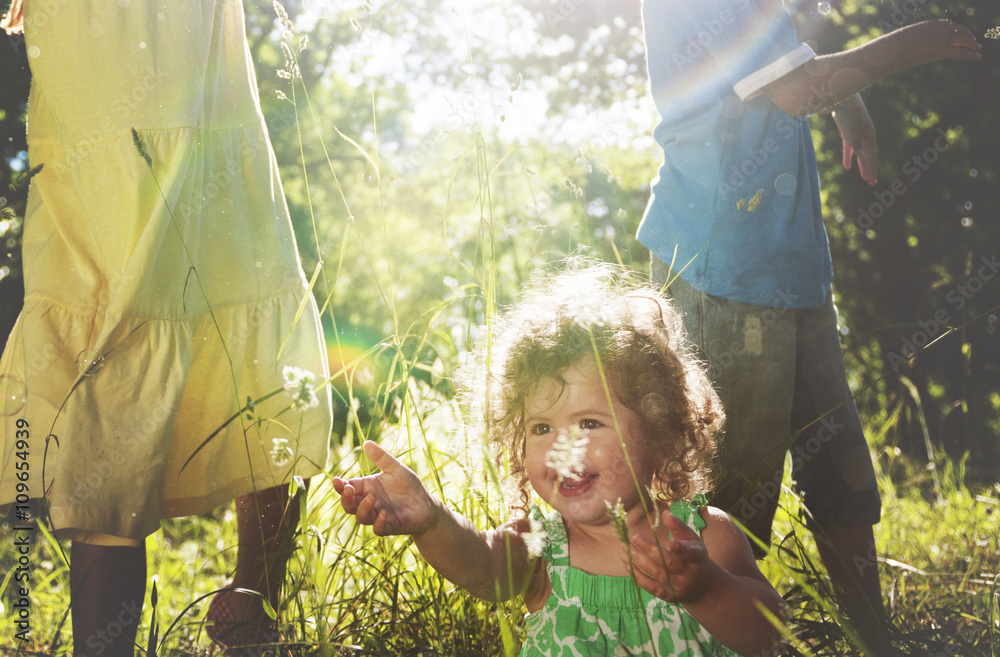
814 523 895 656
207 483 304 650
71 542 147 657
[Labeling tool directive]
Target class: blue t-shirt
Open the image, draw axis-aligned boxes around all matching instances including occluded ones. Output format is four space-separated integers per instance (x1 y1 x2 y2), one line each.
636 0 832 308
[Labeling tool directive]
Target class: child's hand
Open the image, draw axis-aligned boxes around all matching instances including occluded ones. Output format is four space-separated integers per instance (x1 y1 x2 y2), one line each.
333 440 438 537
833 95 878 185
628 509 716 604
897 20 982 66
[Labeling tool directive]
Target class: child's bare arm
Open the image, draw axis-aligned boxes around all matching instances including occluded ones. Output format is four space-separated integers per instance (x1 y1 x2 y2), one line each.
629 507 785 656
763 20 981 116
334 441 538 602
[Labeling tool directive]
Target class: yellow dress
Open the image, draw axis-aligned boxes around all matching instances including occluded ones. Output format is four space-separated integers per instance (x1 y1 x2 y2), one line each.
0 0 332 540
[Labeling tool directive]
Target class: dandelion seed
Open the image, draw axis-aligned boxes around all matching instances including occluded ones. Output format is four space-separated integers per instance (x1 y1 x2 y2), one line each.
606 498 629 545
283 365 319 409
523 516 548 558
545 426 590 481
747 188 763 212
131 128 152 168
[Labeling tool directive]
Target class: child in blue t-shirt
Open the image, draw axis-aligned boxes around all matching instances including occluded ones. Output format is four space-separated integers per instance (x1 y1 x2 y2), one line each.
637 1 981 652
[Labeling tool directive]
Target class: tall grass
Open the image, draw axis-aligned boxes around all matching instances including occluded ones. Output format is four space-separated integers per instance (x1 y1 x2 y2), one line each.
3 418 998 655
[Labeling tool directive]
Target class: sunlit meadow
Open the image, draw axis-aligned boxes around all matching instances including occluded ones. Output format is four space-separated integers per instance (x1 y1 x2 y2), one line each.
1 0 999 655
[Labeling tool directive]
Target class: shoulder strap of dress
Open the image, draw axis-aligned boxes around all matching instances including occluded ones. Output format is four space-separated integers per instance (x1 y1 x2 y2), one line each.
668 493 708 534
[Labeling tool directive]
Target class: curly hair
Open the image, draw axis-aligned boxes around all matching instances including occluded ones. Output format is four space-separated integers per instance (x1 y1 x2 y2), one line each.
459 261 724 515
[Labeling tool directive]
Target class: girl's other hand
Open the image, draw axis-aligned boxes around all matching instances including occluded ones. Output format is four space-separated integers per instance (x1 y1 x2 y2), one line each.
333 440 438 537
627 510 716 604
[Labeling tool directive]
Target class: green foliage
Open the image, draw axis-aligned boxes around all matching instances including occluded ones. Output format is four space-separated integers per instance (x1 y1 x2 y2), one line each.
809 0 1000 481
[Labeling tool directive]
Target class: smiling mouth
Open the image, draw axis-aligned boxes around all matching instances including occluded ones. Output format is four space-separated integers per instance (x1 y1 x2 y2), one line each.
559 474 596 495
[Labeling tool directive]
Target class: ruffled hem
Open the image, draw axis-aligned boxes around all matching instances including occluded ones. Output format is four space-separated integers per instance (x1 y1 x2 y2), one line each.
0 287 332 539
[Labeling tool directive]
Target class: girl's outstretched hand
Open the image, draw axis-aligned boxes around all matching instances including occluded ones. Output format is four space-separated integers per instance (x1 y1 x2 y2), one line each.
628 509 716 604
333 440 438 537
900 20 983 65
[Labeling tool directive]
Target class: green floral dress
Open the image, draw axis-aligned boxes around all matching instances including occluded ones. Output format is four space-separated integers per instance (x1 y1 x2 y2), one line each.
521 495 736 656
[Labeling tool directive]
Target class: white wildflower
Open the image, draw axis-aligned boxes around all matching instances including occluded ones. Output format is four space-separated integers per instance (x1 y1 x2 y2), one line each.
545 426 590 481
282 365 319 409
523 516 547 558
270 437 294 467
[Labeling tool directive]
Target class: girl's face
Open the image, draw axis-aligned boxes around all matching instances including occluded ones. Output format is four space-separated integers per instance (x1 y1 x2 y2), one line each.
523 361 652 529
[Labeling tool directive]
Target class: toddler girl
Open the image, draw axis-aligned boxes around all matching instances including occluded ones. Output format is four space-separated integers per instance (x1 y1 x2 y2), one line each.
335 264 784 656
